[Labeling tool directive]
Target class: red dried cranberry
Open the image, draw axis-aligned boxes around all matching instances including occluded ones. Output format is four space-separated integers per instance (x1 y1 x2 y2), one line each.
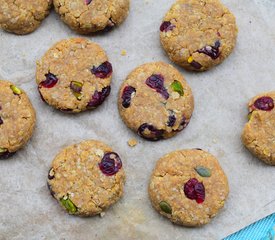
160 21 175 32
184 178 205 204
167 110 176 127
0 117 3 125
99 152 122 176
122 86 136 108
146 74 169 100
138 123 164 141
254 96 274 111
197 41 221 60
40 73 58 88
84 0 92 4
91 61 113 79
87 86 111 109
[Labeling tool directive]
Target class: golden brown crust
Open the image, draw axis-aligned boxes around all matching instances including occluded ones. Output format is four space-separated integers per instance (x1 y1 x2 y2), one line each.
0 0 52 34
160 0 238 71
48 140 125 216
0 80 36 153
53 0 130 34
149 149 229 226
242 91 275 165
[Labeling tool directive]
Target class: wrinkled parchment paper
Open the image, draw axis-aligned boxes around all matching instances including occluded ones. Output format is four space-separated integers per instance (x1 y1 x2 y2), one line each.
0 0 275 239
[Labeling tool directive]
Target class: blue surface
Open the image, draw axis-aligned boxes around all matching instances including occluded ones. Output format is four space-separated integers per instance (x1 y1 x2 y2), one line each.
223 214 275 240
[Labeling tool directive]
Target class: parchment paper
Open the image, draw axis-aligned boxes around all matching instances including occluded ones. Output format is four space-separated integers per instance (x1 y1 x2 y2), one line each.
0 0 275 239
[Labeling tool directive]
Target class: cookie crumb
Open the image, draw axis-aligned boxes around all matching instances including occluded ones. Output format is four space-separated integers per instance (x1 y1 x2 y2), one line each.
121 50 127 56
128 138 138 147
100 212 105 218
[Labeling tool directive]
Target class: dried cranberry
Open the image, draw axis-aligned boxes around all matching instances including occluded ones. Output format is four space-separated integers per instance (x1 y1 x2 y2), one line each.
146 74 169 100
48 168 55 180
197 41 221 60
184 178 205 204
38 87 46 102
47 182 55 197
167 110 176 127
40 73 58 88
160 21 175 32
0 150 15 160
99 152 122 176
122 86 136 108
254 96 274 111
84 0 92 5
190 60 202 69
0 117 3 125
177 116 189 131
91 61 113 79
138 123 164 141
87 86 111 109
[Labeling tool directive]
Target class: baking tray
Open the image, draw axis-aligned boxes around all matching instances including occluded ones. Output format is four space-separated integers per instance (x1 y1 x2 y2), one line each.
0 0 275 239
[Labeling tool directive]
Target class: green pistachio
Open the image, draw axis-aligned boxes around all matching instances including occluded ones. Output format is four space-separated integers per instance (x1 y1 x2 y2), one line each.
195 166 212 177
159 201 172 214
10 85 22 95
60 196 77 214
171 80 184 96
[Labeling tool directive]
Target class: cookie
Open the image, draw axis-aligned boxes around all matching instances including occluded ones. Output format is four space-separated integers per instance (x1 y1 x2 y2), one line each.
47 140 125 216
53 0 130 34
118 62 194 141
0 0 52 35
0 80 36 159
160 0 238 71
149 149 229 227
242 92 275 165
36 38 112 113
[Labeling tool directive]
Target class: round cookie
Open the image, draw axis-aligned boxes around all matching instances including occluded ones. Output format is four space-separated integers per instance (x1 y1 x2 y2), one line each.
53 0 130 34
0 0 52 35
242 92 275 165
0 80 36 159
36 38 112 113
149 149 229 226
118 62 194 141
160 0 238 71
47 140 125 216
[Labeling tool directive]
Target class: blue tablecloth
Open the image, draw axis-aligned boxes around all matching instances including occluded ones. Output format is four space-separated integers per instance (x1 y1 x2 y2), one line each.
223 214 275 240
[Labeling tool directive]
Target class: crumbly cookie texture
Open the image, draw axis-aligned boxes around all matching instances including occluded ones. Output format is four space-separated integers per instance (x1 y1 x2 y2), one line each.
0 80 36 158
0 0 52 35
47 140 125 216
149 149 229 227
242 92 275 165
36 38 112 113
160 0 238 71
53 0 130 34
118 62 194 141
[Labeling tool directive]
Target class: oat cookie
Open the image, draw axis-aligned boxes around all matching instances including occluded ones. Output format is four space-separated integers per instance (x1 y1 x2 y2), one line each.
53 0 130 34
242 92 275 165
0 80 36 159
160 0 238 71
0 0 52 35
47 140 125 216
118 62 194 141
36 38 112 113
149 149 229 226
